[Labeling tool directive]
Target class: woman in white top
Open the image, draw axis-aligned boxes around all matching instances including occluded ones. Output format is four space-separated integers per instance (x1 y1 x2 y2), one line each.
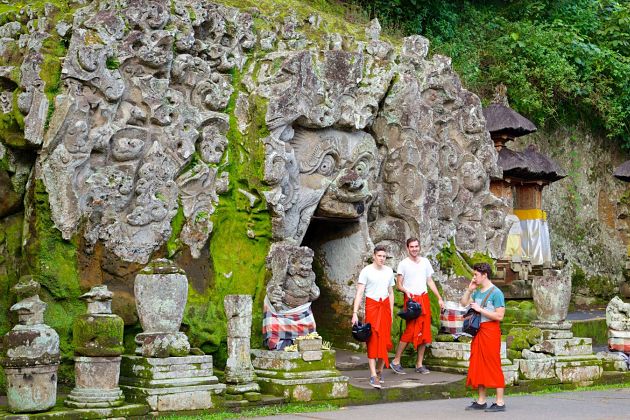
351 245 395 389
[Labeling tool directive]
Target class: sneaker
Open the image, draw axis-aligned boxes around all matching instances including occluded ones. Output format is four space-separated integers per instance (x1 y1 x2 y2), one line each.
376 371 384 384
369 376 382 389
415 366 430 374
390 363 406 374
485 403 506 412
465 401 487 411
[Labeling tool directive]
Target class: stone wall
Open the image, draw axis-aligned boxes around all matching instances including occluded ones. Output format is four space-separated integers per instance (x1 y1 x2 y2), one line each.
513 126 629 302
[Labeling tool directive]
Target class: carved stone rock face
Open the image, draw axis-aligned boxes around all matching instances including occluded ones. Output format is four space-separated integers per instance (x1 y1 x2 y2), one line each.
265 127 378 242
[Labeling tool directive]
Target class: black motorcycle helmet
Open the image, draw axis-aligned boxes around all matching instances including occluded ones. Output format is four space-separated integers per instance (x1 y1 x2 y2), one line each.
351 321 372 342
397 299 422 320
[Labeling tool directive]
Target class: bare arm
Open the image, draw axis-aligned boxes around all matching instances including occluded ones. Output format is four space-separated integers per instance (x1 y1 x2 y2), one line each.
477 306 505 322
427 276 444 309
396 273 411 298
351 283 366 325
389 285 395 318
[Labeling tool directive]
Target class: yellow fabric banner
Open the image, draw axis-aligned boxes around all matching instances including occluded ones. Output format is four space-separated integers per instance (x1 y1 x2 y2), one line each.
514 209 547 221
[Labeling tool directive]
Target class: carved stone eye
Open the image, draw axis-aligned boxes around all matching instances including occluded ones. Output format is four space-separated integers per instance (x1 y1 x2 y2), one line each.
355 160 368 176
317 154 335 176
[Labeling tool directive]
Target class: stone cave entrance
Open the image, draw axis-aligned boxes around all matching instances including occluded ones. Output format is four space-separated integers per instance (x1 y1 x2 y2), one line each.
301 217 370 347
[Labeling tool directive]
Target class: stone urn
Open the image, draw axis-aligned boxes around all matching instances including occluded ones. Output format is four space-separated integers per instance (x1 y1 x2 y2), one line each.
134 258 190 357
532 268 571 324
65 285 125 408
1 280 60 413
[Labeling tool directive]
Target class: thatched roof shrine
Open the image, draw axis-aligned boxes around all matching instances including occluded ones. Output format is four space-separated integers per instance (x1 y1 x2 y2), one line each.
498 144 566 183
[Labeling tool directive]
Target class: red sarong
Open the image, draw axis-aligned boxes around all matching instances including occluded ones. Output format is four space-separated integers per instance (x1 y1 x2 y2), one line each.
466 321 505 389
400 293 432 349
365 296 392 367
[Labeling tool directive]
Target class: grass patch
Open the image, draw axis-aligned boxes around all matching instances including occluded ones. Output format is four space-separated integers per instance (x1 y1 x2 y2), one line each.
163 402 338 419
512 381 630 396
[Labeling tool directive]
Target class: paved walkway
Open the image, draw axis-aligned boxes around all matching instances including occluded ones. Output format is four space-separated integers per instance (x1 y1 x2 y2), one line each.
253 387 630 420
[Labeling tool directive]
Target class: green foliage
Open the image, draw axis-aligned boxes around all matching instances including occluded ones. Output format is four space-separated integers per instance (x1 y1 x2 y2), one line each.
346 0 630 146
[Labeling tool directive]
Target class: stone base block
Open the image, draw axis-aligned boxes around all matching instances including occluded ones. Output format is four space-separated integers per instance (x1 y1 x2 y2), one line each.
541 329 574 340
256 376 348 402
427 341 507 361
119 355 225 411
596 351 629 372
0 403 149 419
530 337 593 356
121 383 225 411
554 355 602 384
65 388 124 408
502 360 519 386
226 382 261 394
251 349 336 372
4 364 58 413
531 320 573 331
516 358 556 380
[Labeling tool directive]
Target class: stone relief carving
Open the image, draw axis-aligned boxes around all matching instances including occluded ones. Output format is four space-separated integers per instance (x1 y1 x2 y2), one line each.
35 0 255 263
266 242 320 311
7 1 509 293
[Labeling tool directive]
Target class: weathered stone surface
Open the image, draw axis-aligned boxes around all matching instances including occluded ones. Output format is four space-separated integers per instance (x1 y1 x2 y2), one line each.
516 357 556 380
596 351 629 371
2 282 59 413
4 365 58 413
530 338 593 357
606 296 630 331
554 355 602 384
65 356 124 408
120 354 225 411
532 268 571 322
224 295 258 389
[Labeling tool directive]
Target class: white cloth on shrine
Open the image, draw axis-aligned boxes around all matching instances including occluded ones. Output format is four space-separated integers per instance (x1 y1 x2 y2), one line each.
514 209 551 266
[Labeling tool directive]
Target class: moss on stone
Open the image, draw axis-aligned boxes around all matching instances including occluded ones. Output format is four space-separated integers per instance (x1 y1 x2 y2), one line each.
72 314 124 356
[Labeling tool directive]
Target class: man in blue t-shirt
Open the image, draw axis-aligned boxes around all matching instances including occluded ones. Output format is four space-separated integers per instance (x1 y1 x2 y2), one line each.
460 262 506 412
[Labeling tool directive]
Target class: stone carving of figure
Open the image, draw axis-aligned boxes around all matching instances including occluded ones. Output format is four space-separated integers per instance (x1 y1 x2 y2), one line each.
607 296 630 331
266 244 320 311
263 242 319 350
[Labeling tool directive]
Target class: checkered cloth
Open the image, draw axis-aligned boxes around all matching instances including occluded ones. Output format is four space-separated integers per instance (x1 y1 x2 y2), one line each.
262 295 316 350
439 302 467 334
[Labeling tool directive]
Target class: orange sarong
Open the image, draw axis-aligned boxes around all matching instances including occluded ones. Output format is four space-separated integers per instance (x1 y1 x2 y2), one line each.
466 321 505 389
400 293 432 349
365 296 393 367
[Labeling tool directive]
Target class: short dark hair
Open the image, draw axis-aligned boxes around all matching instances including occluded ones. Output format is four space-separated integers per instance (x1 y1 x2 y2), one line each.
374 244 387 254
473 262 492 277
406 237 419 247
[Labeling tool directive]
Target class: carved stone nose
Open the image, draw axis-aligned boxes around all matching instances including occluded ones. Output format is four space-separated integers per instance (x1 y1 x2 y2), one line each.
338 170 364 191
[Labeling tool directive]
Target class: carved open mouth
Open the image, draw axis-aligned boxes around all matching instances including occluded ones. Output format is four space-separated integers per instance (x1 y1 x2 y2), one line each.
313 195 366 220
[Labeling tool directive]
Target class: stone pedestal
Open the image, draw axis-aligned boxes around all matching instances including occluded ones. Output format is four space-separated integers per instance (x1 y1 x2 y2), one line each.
4 364 59 413
224 295 261 406
424 341 518 385
119 355 225 411
516 324 602 384
251 349 348 402
65 356 124 408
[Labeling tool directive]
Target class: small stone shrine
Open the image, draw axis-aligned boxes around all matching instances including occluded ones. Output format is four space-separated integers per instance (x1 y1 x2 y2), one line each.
65 285 125 408
254 243 347 401
251 336 348 402
1 278 59 413
119 259 225 411
485 86 566 298
515 269 603 383
223 294 262 406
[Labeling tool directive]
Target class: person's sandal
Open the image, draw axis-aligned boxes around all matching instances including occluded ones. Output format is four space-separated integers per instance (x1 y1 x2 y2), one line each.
484 403 506 412
369 376 382 389
464 401 487 410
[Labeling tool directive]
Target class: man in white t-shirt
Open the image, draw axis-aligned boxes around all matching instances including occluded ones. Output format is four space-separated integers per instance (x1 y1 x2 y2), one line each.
390 238 444 375
351 245 394 389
